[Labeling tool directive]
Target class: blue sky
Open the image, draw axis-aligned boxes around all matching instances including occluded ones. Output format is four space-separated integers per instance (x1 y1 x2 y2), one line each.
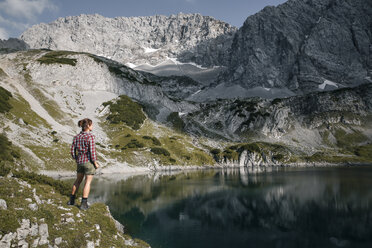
0 0 287 39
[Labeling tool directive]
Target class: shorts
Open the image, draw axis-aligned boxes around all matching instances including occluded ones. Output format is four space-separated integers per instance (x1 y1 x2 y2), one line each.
77 162 96 175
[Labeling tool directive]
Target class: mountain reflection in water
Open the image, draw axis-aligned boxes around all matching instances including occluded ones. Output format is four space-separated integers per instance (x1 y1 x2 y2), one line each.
88 166 372 248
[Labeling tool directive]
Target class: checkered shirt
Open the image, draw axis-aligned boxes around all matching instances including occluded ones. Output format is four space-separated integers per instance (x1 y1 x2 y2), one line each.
71 131 97 164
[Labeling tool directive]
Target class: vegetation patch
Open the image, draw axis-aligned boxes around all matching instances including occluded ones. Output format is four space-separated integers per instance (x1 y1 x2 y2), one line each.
142 136 161 146
0 67 7 77
0 134 20 163
150 147 171 157
0 86 12 113
167 112 185 132
37 51 78 66
104 95 146 130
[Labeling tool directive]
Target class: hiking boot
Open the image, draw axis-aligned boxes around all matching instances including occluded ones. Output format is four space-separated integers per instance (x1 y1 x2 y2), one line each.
67 195 75 206
80 200 89 210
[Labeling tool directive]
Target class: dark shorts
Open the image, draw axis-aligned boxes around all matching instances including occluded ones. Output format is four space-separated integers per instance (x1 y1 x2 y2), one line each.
77 162 96 175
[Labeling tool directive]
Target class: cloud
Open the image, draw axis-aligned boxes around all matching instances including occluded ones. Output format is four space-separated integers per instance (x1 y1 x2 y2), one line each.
0 0 57 38
0 0 57 21
0 27 9 39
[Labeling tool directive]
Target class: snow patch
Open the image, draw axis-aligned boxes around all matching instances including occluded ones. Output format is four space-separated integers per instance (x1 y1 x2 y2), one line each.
319 80 338 90
125 62 137 69
143 47 159 54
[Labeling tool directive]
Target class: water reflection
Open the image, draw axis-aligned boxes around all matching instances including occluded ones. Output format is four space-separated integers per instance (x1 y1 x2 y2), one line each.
86 166 372 248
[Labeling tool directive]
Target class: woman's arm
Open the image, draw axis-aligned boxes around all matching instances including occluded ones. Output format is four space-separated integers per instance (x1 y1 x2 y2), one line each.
70 137 76 160
88 134 98 168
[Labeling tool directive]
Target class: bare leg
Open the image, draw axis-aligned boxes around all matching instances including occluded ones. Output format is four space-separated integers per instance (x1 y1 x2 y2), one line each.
71 173 84 195
82 175 94 198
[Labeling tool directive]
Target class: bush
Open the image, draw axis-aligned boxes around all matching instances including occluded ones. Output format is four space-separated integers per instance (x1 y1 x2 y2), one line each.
142 136 161 146
105 95 146 130
167 112 185 132
125 139 144 149
37 51 77 66
150 147 170 157
0 86 12 113
13 170 71 196
210 149 221 155
0 134 15 162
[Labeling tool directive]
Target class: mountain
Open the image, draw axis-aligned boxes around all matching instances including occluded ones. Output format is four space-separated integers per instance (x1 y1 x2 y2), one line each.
1 50 372 172
220 0 372 94
0 38 29 52
21 13 236 80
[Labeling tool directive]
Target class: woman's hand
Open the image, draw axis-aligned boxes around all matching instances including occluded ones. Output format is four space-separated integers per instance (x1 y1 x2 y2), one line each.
94 161 99 169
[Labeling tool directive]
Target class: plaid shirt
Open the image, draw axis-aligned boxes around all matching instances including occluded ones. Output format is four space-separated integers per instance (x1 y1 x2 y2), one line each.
71 131 97 164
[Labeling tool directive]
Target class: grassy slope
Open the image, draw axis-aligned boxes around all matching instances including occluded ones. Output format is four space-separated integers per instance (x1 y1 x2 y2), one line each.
0 175 149 248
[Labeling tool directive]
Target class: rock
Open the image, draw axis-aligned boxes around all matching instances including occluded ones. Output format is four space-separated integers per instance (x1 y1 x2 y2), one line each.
17 239 28 248
1 232 16 247
16 219 31 240
28 204 38 211
32 189 41 204
0 199 7 210
30 223 38 236
31 238 39 248
25 198 32 203
21 14 236 67
65 218 74 223
0 38 29 51
38 224 49 245
222 0 372 94
54 237 62 245
86 241 95 248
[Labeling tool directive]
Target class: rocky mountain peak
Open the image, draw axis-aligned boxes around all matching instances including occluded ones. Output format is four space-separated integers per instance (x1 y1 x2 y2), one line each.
221 0 372 94
21 13 237 67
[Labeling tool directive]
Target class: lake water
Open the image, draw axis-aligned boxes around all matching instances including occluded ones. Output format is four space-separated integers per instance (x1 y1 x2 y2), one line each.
85 166 372 248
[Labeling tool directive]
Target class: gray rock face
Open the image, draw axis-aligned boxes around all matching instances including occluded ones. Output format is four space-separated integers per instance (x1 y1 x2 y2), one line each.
221 0 372 93
184 83 372 141
0 199 7 210
0 38 29 52
21 13 236 67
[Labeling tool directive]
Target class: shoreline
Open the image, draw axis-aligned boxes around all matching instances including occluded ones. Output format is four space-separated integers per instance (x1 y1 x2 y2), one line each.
39 162 372 179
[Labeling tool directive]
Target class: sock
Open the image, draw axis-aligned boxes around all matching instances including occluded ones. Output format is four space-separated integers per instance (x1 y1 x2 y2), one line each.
82 197 88 203
70 194 76 199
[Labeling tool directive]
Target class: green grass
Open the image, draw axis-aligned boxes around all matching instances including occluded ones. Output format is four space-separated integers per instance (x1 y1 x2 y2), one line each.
101 119 216 166
0 134 20 163
0 86 12 113
334 128 368 149
0 175 150 247
36 51 78 66
150 147 170 156
103 95 146 130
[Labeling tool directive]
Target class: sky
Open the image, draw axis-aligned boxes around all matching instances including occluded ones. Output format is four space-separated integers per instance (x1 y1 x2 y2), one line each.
0 0 287 39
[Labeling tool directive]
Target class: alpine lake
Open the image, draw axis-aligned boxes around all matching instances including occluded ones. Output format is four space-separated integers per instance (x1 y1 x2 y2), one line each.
65 165 372 248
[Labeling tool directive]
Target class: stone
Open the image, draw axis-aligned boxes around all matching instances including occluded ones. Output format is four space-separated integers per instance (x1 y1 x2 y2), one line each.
31 238 39 248
16 219 31 240
30 223 38 236
38 224 49 245
0 199 7 210
25 198 32 203
28 204 38 211
65 218 74 223
86 241 95 248
54 237 62 245
222 0 372 94
17 239 28 248
32 189 41 204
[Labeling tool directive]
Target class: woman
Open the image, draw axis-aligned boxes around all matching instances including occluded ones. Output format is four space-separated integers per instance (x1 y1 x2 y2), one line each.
68 118 99 210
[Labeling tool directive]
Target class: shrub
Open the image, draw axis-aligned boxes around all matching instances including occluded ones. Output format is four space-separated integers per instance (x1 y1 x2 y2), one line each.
0 134 15 162
105 95 146 130
142 136 161 146
37 51 77 66
125 139 144 149
210 149 221 155
0 86 12 113
150 147 170 156
167 112 185 132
